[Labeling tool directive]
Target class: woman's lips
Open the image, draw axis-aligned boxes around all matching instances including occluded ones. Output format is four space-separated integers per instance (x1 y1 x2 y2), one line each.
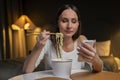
65 31 73 33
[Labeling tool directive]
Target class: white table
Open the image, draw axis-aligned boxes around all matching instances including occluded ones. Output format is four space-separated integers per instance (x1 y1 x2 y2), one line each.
8 69 88 80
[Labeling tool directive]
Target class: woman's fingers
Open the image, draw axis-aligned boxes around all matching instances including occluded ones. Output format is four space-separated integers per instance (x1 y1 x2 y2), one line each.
78 44 95 57
77 41 97 62
78 52 93 62
36 30 50 45
81 42 96 55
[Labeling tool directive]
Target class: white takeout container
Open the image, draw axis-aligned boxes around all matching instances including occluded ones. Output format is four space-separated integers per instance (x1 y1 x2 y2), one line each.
52 58 72 78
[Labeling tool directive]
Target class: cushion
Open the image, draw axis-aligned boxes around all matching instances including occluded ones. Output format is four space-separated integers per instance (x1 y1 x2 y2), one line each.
96 40 111 56
100 56 118 72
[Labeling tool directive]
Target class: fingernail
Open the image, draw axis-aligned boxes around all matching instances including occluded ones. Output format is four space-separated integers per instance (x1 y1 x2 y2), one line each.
77 47 80 50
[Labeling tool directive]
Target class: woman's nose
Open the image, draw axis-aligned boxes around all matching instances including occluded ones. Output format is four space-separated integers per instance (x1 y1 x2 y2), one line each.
67 21 72 29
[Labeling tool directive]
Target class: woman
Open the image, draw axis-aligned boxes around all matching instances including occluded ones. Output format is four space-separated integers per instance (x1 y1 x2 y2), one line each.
23 4 103 73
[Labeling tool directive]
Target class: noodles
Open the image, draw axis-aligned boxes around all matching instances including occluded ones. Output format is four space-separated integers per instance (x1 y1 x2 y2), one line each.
55 33 63 58
50 32 63 58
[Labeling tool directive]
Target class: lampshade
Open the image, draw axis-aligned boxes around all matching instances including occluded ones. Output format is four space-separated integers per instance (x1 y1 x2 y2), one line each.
11 15 36 30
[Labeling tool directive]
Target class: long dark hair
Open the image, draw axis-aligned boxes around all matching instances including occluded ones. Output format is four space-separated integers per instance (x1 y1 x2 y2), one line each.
55 4 81 41
50 4 81 54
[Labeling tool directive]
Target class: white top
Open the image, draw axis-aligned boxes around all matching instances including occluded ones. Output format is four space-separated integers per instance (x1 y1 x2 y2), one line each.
35 39 85 70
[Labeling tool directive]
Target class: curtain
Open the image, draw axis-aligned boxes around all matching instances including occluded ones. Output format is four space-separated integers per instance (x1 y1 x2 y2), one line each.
0 0 26 59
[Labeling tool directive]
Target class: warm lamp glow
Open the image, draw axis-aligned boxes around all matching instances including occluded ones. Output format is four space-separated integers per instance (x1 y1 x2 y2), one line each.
34 27 41 33
26 27 41 36
11 15 36 30
24 23 30 30
11 24 20 30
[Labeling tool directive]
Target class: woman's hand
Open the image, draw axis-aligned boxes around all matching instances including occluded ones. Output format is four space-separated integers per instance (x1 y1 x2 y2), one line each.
36 30 50 46
77 40 103 72
77 40 96 63
23 30 51 73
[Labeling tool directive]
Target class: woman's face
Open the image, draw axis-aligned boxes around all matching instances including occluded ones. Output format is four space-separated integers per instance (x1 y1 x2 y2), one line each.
58 8 79 38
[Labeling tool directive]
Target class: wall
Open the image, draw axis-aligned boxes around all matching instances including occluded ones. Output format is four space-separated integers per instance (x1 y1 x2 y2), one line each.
22 0 113 40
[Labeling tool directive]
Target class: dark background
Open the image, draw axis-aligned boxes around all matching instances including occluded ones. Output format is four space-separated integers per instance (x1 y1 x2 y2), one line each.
1 0 120 59
22 0 117 41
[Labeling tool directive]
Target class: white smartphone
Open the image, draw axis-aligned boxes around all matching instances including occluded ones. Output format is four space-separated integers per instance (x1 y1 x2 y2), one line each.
82 40 94 47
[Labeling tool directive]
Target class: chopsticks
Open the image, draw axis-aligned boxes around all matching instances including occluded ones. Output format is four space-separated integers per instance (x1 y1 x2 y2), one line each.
48 33 56 35
47 33 61 35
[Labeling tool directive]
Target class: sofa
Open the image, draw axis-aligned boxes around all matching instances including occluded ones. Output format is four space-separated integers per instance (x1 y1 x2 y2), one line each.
0 56 119 80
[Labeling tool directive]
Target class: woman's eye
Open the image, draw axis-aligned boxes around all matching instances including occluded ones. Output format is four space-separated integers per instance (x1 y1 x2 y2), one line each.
72 19 77 23
59 18 78 23
62 19 67 23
